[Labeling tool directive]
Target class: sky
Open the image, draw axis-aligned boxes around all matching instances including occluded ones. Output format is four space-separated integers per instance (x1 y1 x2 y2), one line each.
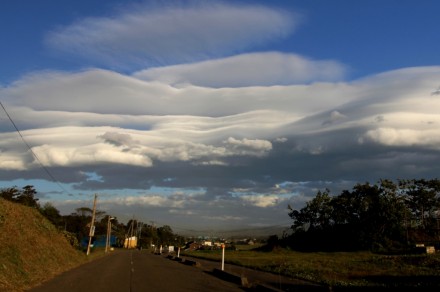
1 0 440 235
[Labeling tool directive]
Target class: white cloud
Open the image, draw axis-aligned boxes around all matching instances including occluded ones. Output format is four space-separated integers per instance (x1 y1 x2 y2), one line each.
33 143 153 167
202 215 245 222
275 137 288 143
322 110 347 126
223 137 272 156
362 127 440 148
110 195 186 208
0 156 26 170
2 68 354 117
169 209 196 216
44 2 298 69
3 65 440 231
2 66 440 173
133 52 347 87
241 195 280 207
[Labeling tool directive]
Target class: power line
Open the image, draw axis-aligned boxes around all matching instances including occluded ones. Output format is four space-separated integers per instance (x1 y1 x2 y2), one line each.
0 101 70 194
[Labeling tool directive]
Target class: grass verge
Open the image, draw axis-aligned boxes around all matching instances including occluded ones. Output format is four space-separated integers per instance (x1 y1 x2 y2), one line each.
181 246 440 288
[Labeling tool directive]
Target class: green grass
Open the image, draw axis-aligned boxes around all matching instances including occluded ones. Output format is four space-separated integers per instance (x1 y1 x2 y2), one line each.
181 246 440 288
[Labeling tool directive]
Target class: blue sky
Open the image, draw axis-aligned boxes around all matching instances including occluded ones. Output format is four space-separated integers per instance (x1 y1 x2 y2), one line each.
1 0 440 234
3 0 439 83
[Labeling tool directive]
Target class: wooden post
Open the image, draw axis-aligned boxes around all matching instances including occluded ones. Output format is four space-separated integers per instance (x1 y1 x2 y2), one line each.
86 194 98 256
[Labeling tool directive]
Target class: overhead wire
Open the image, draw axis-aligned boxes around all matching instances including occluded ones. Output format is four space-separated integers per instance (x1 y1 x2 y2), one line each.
0 101 70 195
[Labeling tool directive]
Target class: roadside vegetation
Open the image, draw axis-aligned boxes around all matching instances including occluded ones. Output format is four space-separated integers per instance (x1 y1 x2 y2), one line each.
182 246 440 288
0 185 184 251
1 178 440 290
282 179 440 253
181 178 440 289
0 186 187 291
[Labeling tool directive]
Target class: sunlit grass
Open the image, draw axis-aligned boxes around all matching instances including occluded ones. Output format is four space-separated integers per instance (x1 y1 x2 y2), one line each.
181 246 440 287
0 199 90 292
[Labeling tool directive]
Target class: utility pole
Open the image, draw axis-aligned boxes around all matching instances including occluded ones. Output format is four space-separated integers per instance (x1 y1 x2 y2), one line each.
125 217 135 249
137 221 143 250
105 215 114 253
150 221 155 249
86 194 98 256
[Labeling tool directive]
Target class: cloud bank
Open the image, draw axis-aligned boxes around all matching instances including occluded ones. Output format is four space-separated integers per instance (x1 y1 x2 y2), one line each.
2 1 440 231
2 64 440 229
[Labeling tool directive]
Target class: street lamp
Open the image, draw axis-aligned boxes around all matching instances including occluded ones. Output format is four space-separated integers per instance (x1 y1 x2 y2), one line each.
105 216 115 253
86 194 98 256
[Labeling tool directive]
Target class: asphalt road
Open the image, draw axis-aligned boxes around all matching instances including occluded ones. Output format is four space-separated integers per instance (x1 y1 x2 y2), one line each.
28 249 244 292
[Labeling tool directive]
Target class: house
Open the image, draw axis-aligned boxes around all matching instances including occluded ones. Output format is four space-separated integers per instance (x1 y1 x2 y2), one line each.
124 236 137 248
80 235 117 248
184 241 202 251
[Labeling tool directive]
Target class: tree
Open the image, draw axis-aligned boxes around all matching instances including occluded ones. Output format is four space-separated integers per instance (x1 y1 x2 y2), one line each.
140 223 158 248
75 207 93 217
0 186 20 201
157 225 174 246
288 189 338 251
17 185 39 207
350 180 407 250
287 180 417 252
40 202 63 228
0 185 39 208
400 179 440 227
63 207 98 245
289 189 333 231
399 179 440 243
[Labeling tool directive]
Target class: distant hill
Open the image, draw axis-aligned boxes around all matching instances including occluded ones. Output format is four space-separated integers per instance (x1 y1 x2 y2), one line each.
0 198 87 292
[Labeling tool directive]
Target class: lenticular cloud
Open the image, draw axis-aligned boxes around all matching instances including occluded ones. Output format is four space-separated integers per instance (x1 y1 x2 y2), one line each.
44 3 297 68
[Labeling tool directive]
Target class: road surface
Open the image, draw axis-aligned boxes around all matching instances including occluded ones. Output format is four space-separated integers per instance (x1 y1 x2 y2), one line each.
29 249 244 292
29 249 327 291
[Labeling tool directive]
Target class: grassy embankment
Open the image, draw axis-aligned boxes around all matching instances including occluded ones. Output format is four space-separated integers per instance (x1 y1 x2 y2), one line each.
182 244 440 288
0 198 105 292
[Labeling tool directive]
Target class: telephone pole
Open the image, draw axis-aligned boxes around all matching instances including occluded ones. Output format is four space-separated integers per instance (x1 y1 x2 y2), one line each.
86 194 98 256
105 215 114 253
